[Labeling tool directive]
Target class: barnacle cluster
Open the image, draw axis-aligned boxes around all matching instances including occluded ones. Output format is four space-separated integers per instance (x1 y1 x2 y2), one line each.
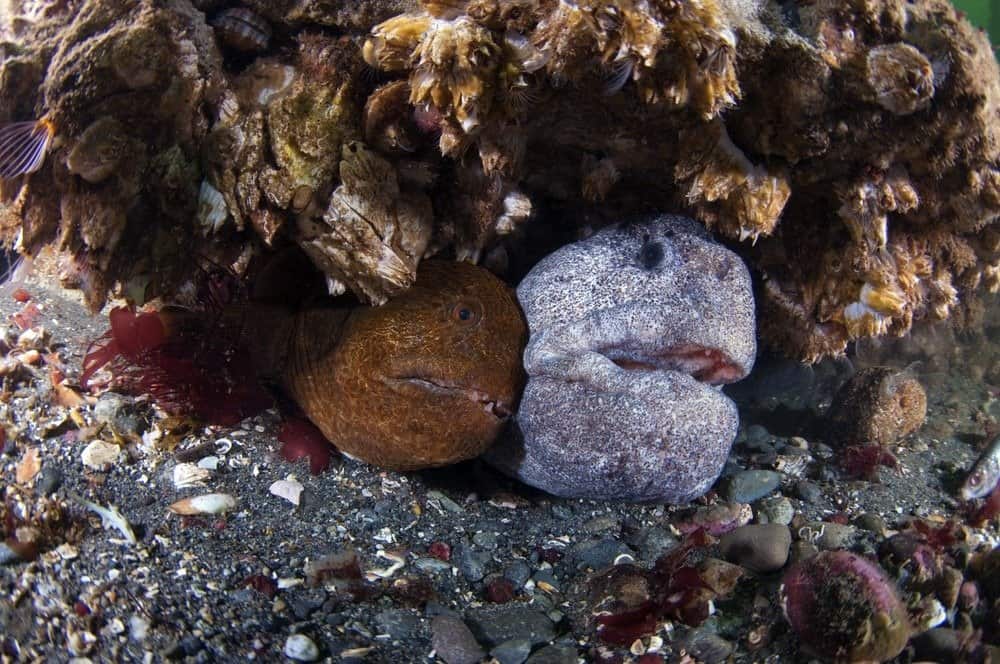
0 0 997 361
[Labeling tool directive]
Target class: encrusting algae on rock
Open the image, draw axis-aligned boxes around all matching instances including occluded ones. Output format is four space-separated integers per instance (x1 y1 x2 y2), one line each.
0 0 997 362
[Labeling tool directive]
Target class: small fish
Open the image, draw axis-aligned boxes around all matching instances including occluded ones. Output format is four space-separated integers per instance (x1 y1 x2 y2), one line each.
961 433 1000 501
0 118 55 179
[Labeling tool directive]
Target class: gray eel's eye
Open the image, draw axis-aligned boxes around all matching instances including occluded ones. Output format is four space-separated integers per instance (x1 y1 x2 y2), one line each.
638 239 664 270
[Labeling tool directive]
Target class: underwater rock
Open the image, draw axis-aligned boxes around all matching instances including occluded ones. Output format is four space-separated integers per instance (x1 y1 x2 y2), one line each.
826 366 927 447
0 0 997 362
485 215 755 503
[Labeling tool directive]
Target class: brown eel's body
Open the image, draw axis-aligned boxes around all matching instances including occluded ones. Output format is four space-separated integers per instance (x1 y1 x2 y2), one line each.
240 260 528 470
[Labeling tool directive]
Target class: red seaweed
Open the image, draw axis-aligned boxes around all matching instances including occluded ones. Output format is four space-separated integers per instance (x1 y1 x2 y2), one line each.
82 304 273 426
278 417 334 475
840 443 899 480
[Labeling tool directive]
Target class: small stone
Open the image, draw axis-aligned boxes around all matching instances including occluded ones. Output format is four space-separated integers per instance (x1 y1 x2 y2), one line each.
719 524 791 573
375 609 421 640
454 544 492 581
466 605 556 647
472 531 499 549
720 470 782 503
81 440 121 470
683 629 733 664
810 522 858 550
36 466 63 496
283 634 319 662
93 392 144 437
525 644 577 663
431 616 485 664
852 513 887 536
629 527 678 562
581 515 619 533
569 537 633 571
491 638 533 664
788 541 819 565
502 560 532 588
744 424 771 449
794 480 823 504
755 496 793 525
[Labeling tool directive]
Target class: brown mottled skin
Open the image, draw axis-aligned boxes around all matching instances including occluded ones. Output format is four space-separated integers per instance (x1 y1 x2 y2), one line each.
250 260 527 470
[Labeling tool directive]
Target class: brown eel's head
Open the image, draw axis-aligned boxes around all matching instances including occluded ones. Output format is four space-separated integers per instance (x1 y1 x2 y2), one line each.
293 260 527 470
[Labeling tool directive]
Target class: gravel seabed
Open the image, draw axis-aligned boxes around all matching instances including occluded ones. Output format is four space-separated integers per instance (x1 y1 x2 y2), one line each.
1 275 999 663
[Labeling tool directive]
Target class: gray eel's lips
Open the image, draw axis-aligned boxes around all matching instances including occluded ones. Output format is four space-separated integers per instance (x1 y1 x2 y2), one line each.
388 376 513 419
599 342 747 386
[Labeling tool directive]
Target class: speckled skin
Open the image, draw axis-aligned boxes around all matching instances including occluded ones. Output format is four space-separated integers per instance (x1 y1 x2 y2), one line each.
485 216 756 503
278 260 527 471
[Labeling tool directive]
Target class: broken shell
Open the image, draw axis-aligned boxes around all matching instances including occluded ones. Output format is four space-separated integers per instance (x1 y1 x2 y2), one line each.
72 493 137 544
172 463 211 489
81 440 122 470
197 181 229 235
168 493 237 516
269 478 305 506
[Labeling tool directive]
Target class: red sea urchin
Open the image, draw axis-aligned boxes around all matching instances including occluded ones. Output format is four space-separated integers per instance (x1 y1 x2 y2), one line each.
781 550 911 662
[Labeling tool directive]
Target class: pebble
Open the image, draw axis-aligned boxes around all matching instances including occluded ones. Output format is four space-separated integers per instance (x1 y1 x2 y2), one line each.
852 513 887 536
754 496 793 525
375 609 421 640
503 560 532 588
743 424 771 449
629 527 678 561
81 440 121 470
35 466 62 496
472 531 499 549
491 638 533 664
683 628 734 664
811 522 858 550
719 524 791 573
720 470 781 503
568 537 633 571
794 480 823 504
92 392 143 437
454 544 492 581
525 644 577 663
283 634 319 662
430 616 485 664
465 605 556 647
581 515 619 533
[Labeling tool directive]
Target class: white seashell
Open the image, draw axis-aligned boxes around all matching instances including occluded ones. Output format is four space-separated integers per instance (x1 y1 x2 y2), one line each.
269 478 304 506
197 455 220 470
197 180 229 234
81 440 122 470
173 463 211 489
214 437 233 455
168 493 237 515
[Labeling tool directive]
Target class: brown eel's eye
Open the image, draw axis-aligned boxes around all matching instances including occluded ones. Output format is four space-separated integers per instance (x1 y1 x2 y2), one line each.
451 303 479 324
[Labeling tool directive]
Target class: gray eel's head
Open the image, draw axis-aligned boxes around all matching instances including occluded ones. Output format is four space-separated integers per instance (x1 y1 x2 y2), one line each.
518 214 756 386
487 215 756 503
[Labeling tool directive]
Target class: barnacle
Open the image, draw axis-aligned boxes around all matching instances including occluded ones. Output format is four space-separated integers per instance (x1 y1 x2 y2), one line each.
676 122 790 242
296 142 433 304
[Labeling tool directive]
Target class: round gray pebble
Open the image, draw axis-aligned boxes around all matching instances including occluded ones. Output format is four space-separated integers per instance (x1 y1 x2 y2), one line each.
755 496 793 525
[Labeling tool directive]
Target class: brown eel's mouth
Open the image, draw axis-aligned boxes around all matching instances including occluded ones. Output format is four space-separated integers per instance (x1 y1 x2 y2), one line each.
391 377 513 419
602 343 745 385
